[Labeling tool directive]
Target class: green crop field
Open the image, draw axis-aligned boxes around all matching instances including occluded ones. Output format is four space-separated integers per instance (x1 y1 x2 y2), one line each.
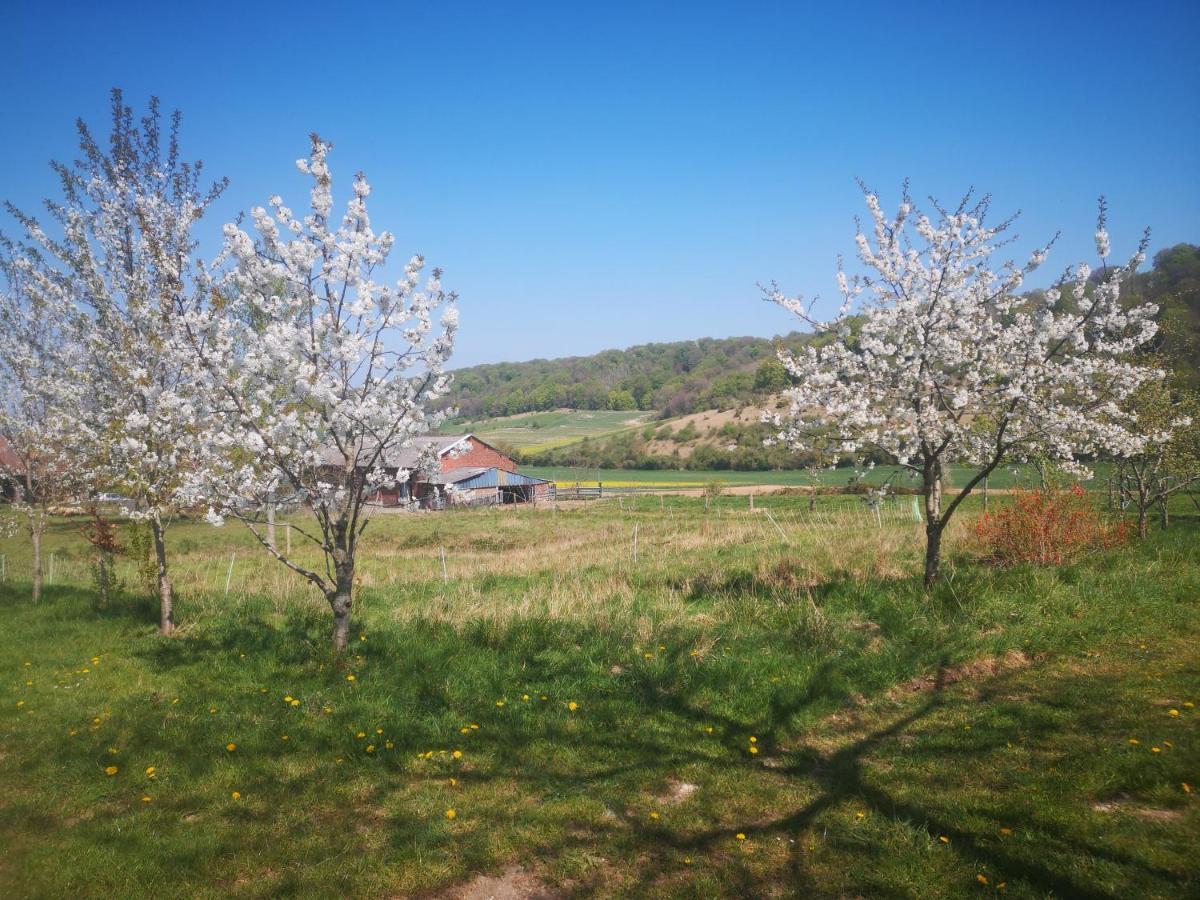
524 463 1114 490
0 496 1196 898
443 409 656 453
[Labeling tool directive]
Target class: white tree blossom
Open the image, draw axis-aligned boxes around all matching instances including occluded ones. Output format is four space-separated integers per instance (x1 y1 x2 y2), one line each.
0 277 88 600
0 90 227 631
765 185 1159 584
181 136 457 651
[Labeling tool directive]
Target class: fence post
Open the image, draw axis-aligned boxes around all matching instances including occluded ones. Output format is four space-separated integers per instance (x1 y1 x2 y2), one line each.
48 553 56 586
225 554 236 597
1 554 5 581
440 546 448 582
286 523 291 555
632 524 638 563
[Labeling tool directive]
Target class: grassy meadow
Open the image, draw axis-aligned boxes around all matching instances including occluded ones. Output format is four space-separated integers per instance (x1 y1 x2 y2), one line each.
442 410 656 453
0 494 1197 898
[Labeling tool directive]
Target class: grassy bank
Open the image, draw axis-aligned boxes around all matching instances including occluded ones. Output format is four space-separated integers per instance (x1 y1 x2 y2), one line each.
0 500 1197 897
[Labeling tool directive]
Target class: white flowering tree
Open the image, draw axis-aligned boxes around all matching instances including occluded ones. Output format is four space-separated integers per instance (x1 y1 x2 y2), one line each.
766 185 1160 584
0 278 87 601
183 136 457 651
1 90 227 631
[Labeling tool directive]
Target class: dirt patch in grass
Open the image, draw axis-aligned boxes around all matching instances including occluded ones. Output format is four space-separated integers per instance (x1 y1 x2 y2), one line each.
445 866 558 900
891 649 1033 697
1091 798 1185 822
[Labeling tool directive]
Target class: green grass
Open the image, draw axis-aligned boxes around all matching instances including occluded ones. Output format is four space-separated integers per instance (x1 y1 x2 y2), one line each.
0 501 1197 897
443 409 656 452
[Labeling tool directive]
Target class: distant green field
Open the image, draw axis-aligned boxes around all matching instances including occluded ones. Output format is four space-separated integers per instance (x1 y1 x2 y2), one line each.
523 464 1113 490
445 409 655 452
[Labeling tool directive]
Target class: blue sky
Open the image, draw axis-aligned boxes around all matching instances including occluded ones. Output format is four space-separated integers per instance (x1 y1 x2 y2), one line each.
4 0 1198 368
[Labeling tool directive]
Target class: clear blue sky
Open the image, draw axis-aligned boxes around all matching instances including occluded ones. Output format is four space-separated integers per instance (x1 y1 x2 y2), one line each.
5 0 1198 368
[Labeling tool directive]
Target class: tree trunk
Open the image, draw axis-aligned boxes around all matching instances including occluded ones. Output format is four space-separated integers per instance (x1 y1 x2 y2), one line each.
922 462 944 587
266 497 276 549
30 523 44 603
1159 500 1169 531
1137 506 1148 539
150 516 174 635
923 523 943 587
328 561 350 652
330 564 353 652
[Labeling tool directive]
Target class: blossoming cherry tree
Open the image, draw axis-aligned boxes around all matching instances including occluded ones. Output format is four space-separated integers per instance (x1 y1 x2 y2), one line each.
766 186 1160 584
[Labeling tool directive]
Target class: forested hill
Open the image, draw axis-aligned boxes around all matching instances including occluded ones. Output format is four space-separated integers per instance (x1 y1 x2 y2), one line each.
443 243 1200 420
443 332 821 419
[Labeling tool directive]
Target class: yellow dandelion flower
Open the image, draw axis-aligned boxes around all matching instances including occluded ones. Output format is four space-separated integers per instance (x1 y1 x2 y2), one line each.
385 741 394 750
522 694 530 701
495 700 505 707
938 835 950 844
460 727 471 734
171 698 179 704
81 668 90 674
1168 709 1180 717
16 700 24 708
1129 738 1140 745
977 874 989 885
683 856 693 865
68 729 77 736
209 707 217 714
735 833 746 841
104 766 118 776
281 734 289 741
568 701 578 711
93 717 101 725
749 736 757 743
1183 701 1194 708
855 812 865 819
705 726 713 734
445 808 456 820
225 743 237 752
145 766 156 778
284 695 294 703
1152 747 1162 754
141 795 152 803
25 680 32 686
323 706 332 715
539 695 548 701
1182 783 1191 793
346 674 356 682
365 745 375 753
470 723 480 730
359 634 366 641
643 652 653 659
376 728 383 735
448 777 457 786
231 791 241 800
999 827 1012 835
649 811 659 819
749 746 759 755
452 750 463 759
997 883 1006 891
356 731 366 738
1164 740 1173 748
290 699 300 707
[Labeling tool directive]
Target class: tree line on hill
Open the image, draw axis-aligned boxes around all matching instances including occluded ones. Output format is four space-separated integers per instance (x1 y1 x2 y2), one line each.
445 243 1200 423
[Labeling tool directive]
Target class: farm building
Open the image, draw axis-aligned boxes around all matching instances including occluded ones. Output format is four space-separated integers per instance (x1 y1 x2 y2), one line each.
414 465 554 509
326 434 552 508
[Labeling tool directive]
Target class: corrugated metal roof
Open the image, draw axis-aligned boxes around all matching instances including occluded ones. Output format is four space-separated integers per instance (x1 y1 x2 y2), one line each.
429 467 551 488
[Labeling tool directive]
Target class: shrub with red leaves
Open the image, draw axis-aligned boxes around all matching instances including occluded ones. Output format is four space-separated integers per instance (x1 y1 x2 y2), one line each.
974 485 1127 566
